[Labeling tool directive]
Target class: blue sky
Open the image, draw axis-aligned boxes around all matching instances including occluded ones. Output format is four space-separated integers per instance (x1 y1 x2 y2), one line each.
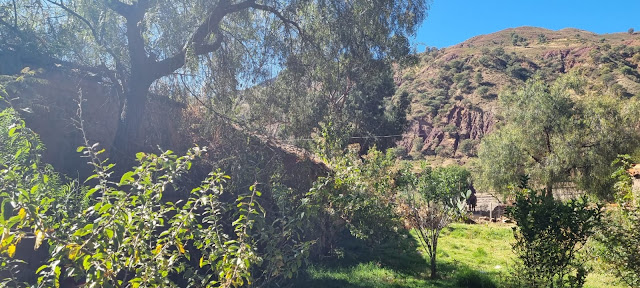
414 0 640 49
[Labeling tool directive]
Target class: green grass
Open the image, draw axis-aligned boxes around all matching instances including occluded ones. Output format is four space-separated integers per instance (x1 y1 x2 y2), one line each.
288 223 627 288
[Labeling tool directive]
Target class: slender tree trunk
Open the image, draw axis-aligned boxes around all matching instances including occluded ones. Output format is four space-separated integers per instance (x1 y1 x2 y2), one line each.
430 253 437 279
430 233 438 279
546 170 554 198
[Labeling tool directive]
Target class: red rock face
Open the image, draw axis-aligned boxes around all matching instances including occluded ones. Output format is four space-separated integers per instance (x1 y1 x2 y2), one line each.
399 104 495 156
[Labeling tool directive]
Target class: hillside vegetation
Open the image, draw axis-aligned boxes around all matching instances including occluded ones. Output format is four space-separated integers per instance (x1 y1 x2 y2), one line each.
396 27 640 163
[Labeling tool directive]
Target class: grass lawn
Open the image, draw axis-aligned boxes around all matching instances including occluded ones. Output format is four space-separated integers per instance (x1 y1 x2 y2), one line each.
287 223 626 288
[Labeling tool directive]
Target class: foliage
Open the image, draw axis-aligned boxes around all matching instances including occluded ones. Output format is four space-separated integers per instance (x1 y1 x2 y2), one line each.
308 147 403 249
510 33 528 47
477 76 640 197
538 33 548 44
2 0 429 159
0 107 81 287
454 269 497 288
628 28 635 35
458 139 477 157
475 85 489 98
397 164 470 279
507 182 602 288
0 106 313 287
596 155 640 287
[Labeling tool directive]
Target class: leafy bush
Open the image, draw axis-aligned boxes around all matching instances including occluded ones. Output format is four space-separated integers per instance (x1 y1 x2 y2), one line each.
476 86 490 98
620 66 634 76
507 182 602 288
510 33 528 47
458 139 477 157
474 72 483 84
309 147 403 249
0 106 312 287
506 64 531 81
596 155 640 287
454 269 497 288
538 33 547 44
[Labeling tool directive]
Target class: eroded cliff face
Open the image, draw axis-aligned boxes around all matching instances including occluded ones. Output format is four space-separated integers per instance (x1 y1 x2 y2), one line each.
399 104 494 157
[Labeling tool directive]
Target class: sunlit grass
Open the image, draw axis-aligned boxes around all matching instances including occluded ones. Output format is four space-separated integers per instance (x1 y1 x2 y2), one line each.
290 223 626 288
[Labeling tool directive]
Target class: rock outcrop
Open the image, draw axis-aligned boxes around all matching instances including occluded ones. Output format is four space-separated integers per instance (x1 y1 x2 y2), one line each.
399 104 494 156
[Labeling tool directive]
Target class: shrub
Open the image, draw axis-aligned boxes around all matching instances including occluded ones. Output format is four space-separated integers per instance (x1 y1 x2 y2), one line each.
433 146 444 157
456 79 471 91
629 28 635 35
600 72 615 87
313 147 405 243
443 124 458 137
510 33 528 47
507 183 602 288
506 64 531 81
538 33 547 44
0 106 312 287
474 72 483 84
476 86 490 98
454 269 497 288
620 66 634 76
611 83 628 97
458 139 476 156
596 155 640 287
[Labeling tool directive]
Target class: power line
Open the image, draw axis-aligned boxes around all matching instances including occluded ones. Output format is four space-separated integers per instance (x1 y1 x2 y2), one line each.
277 134 408 142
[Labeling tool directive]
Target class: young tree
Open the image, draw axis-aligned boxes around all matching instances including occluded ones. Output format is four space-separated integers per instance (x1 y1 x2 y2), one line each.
2 0 428 163
508 182 601 287
477 76 640 197
398 164 470 279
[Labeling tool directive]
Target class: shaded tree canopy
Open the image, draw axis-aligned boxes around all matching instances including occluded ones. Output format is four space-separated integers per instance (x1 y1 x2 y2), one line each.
0 0 429 162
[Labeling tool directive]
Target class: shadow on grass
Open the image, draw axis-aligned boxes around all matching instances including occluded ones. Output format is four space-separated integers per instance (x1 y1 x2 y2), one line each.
281 229 496 288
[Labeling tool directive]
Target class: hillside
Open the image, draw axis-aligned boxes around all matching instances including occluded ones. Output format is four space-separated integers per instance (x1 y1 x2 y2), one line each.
396 27 640 164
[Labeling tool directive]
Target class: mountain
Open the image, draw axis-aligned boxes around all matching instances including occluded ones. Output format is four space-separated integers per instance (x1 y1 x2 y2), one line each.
395 27 640 164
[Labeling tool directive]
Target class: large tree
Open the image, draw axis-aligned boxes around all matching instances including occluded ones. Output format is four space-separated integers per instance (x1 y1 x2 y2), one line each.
476 75 640 198
0 0 428 162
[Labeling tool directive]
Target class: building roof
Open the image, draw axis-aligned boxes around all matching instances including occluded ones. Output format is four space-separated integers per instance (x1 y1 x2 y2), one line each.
629 164 640 178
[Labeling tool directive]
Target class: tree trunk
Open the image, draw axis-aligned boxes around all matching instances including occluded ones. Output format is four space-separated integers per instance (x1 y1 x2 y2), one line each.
112 79 151 168
430 253 437 279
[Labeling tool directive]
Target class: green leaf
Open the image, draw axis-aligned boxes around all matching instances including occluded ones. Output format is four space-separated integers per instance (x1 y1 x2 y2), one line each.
104 228 114 239
76 146 85 153
84 174 99 183
98 203 113 214
119 171 135 185
82 255 91 270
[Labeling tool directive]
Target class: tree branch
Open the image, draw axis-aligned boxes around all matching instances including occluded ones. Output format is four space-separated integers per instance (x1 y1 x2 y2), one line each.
105 0 133 18
249 3 304 37
151 0 255 79
45 0 99 41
